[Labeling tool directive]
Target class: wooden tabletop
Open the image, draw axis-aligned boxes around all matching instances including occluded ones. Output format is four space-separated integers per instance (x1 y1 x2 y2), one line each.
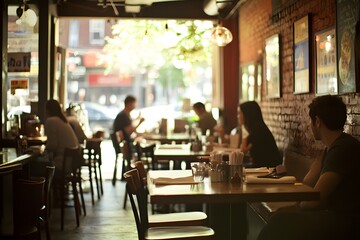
142 133 194 144
148 170 319 204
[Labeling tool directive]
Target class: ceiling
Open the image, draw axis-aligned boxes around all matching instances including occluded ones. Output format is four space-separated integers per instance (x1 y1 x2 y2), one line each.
52 0 245 20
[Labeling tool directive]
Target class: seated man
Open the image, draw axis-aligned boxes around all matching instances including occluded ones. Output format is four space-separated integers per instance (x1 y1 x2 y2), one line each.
258 95 360 240
192 102 217 135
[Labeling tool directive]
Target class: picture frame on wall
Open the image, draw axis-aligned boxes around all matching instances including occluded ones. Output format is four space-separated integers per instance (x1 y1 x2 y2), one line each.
315 27 338 95
336 0 360 94
293 15 310 94
265 34 281 98
240 63 262 102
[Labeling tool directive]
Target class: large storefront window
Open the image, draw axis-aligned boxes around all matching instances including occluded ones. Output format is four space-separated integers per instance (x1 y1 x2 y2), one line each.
5 6 38 136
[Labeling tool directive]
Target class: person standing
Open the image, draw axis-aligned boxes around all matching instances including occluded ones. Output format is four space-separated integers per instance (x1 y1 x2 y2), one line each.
258 95 360 240
192 102 217 135
113 95 144 155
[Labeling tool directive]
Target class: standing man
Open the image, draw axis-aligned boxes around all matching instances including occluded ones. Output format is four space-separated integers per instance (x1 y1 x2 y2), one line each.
258 95 360 240
113 95 144 157
192 102 217 135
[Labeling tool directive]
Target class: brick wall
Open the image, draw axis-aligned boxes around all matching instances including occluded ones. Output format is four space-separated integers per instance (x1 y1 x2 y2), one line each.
239 0 360 156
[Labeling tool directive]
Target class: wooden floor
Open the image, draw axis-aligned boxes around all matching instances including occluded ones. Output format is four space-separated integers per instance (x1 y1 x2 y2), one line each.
47 140 138 240
48 179 138 240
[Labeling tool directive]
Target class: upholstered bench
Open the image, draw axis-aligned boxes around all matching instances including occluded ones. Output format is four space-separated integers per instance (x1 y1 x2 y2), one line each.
246 149 315 240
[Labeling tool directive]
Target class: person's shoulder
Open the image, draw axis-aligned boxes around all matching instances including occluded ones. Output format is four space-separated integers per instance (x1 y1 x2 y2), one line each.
333 133 360 152
45 116 61 124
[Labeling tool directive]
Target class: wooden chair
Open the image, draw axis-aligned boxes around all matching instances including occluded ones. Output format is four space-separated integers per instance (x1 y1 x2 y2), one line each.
110 131 127 186
41 165 55 240
134 161 208 227
53 147 86 230
83 138 103 205
13 177 45 240
123 169 214 240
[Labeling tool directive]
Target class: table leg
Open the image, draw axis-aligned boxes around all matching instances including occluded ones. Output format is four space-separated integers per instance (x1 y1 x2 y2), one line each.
209 203 231 240
209 202 248 240
231 202 248 240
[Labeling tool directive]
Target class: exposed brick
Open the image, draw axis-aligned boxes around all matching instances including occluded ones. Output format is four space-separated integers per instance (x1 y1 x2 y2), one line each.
239 0 359 156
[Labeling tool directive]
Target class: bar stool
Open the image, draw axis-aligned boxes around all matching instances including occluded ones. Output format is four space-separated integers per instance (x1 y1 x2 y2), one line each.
83 138 103 205
53 147 86 230
14 177 46 240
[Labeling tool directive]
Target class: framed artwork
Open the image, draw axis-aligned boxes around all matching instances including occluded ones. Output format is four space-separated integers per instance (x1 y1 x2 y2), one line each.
293 15 310 94
240 63 262 101
336 0 360 94
265 34 281 98
315 27 338 95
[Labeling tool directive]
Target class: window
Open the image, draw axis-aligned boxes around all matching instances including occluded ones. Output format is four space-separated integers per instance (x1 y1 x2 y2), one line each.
69 20 79 47
89 19 105 45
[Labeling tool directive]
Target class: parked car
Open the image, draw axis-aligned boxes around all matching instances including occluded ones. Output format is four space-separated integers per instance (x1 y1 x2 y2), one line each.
79 101 117 135
7 102 117 138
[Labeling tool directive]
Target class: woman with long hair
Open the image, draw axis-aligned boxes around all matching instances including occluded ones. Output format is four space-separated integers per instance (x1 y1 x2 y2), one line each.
45 99 79 172
239 101 282 167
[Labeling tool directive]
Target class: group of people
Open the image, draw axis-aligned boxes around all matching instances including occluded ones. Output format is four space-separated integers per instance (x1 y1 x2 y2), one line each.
43 94 360 239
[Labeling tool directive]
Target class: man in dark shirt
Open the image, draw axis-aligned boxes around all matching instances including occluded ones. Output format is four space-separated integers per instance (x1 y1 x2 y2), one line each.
258 95 360 240
192 102 217 135
113 95 144 156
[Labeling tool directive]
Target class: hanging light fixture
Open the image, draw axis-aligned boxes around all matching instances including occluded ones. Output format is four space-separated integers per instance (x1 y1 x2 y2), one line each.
210 23 233 47
16 0 37 27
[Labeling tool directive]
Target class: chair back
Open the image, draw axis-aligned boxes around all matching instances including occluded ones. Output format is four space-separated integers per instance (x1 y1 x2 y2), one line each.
14 177 45 233
84 138 102 165
134 161 147 185
123 169 149 240
110 132 121 155
63 146 82 177
45 165 55 207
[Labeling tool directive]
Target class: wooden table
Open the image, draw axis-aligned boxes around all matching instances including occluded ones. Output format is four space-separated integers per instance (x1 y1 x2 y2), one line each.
154 144 208 169
148 170 320 240
142 133 194 144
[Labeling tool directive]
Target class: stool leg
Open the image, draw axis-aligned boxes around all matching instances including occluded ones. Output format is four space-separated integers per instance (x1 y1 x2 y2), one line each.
112 156 118 186
98 164 104 195
123 188 128 209
88 162 95 205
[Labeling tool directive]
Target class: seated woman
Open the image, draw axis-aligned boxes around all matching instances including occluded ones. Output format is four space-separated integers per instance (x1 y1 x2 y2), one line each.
45 99 79 174
239 101 282 168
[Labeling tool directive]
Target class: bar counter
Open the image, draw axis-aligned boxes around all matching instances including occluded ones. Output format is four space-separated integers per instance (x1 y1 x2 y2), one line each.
0 148 36 236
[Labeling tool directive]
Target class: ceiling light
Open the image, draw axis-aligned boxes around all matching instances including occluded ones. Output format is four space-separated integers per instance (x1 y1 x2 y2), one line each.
210 25 233 47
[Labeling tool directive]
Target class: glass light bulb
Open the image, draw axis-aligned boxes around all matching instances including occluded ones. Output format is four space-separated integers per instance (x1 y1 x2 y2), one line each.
210 26 233 47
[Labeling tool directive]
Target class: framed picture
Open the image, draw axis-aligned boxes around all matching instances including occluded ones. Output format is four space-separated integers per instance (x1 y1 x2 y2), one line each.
293 15 310 94
336 0 359 94
240 63 262 101
315 27 338 95
265 34 281 98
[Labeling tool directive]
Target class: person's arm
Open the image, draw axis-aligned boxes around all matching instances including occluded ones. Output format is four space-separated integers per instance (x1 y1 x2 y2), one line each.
44 119 58 152
240 136 252 153
302 155 322 187
124 117 144 136
300 171 341 210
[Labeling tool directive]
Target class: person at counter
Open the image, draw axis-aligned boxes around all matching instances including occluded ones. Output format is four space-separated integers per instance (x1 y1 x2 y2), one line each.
66 105 88 144
192 102 217 135
258 95 360 240
238 101 282 167
45 99 79 174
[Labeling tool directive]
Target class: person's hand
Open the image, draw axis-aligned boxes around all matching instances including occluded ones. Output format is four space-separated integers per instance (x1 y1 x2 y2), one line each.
213 124 224 134
240 137 252 153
